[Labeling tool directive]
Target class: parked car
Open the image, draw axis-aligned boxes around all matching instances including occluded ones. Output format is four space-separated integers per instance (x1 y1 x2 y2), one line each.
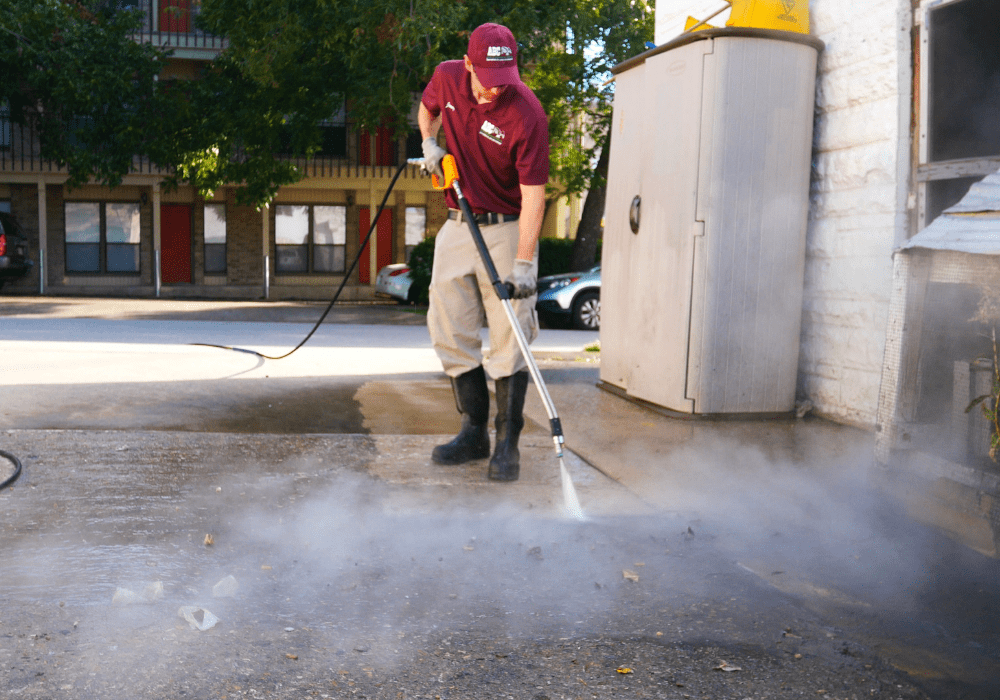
0 212 33 290
375 263 415 303
535 265 601 330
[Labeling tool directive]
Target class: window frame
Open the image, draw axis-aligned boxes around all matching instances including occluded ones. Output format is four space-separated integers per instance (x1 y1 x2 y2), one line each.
64 201 141 275
915 0 1000 229
203 202 227 275
274 203 347 275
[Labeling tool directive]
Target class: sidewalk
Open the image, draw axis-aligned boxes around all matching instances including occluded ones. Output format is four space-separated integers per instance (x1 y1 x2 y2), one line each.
0 294 871 499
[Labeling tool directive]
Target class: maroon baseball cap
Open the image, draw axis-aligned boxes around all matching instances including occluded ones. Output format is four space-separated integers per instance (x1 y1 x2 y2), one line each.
467 23 520 88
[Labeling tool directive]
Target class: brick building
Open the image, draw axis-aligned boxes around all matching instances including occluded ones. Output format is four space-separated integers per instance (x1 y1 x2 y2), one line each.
0 1 571 301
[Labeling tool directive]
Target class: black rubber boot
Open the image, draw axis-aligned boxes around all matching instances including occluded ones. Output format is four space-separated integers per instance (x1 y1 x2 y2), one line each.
432 366 491 465
488 370 529 482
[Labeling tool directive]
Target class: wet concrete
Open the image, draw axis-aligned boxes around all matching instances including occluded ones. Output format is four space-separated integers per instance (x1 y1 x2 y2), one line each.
1 298 999 699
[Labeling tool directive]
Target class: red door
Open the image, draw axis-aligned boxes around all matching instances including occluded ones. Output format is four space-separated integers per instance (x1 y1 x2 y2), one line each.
161 204 192 284
358 208 392 284
160 0 192 32
358 125 395 166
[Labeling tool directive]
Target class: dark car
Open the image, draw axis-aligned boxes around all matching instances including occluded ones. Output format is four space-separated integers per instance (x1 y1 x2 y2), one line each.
535 265 601 330
0 212 33 290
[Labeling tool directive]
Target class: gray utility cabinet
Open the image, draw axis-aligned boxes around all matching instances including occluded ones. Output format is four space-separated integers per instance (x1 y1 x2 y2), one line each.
600 28 823 415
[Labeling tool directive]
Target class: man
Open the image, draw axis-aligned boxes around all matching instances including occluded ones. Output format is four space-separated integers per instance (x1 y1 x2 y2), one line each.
418 22 549 482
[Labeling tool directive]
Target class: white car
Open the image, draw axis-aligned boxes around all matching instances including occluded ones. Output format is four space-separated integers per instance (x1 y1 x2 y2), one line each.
375 263 415 303
535 265 601 330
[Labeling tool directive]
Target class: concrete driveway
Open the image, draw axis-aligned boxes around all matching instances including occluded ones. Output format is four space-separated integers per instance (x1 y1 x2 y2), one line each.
1 297 998 699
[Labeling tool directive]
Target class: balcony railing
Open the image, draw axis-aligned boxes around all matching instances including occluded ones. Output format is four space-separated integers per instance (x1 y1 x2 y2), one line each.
0 115 424 181
128 0 227 56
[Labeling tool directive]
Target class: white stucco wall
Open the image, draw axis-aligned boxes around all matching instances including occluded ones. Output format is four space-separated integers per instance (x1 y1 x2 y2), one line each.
800 0 911 428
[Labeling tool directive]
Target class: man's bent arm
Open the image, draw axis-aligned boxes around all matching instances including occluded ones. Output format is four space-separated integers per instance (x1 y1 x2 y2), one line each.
517 183 546 261
418 102 442 141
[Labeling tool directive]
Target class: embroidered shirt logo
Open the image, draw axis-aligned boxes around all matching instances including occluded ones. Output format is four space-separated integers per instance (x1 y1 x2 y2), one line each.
445 101 456 111
479 119 505 145
486 46 514 62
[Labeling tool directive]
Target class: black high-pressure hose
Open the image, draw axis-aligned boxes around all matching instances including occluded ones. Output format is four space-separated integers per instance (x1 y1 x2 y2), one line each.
192 160 412 360
0 449 23 491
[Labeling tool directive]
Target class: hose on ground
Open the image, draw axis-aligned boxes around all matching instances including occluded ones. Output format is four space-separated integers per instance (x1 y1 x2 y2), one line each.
191 160 412 360
0 448 23 491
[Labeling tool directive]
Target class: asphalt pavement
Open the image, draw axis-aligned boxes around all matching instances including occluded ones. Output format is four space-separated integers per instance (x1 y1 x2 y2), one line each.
1 296 999 700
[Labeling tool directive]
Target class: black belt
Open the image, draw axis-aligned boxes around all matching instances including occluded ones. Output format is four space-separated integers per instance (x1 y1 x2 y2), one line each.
448 209 519 226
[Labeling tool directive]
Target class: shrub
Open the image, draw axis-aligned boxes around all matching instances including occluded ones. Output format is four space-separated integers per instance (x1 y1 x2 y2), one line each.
407 235 436 304
538 238 603 277
538 238 575 278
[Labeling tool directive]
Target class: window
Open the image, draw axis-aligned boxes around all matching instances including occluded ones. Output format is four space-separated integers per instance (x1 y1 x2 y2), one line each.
65 202 140 273
928 0 1000 162
0 201 10 214
404 207 426 262
917 0 1000 225
275 204 346 273
204 203 226 273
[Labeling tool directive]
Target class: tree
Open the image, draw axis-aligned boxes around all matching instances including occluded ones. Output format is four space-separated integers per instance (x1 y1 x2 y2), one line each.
1 0 169 189
526 0 654 271
188 0 571 205
2 0 652 216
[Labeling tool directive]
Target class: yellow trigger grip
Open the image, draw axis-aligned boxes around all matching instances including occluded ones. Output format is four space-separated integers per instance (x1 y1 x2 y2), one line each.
432 155 459 190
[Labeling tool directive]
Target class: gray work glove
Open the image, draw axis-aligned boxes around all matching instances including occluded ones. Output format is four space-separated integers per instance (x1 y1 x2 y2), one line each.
421 137 447 178
505 259 536 299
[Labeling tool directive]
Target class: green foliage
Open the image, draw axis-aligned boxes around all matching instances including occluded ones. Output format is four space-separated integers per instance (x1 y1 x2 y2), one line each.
538 238 574 278
191 0 653 206
1 0 169 190
407 235 436 305
538 237 601 277
1 0 654 208
526 0 655 200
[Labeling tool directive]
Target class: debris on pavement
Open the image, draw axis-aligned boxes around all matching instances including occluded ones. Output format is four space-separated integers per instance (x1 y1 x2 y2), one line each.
112 581 164 605
616 666 633 674
622 570 640 583
204 533 214 546
714 661 742 672
178 606 220 631
212 575 239 598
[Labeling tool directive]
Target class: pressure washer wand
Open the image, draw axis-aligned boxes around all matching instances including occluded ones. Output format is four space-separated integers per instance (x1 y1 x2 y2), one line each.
413 155 565 460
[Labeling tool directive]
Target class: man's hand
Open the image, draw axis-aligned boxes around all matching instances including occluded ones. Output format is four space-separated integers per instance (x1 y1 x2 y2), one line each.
421 137 447 177
505 259 536 299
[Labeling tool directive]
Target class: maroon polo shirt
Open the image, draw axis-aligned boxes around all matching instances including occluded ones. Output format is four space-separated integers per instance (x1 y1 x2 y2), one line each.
421 60 549 215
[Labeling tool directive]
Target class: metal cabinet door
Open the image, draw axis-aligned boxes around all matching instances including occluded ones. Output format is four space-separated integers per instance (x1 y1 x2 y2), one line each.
687 37 817 413
599 60 649 391
622 40 713 412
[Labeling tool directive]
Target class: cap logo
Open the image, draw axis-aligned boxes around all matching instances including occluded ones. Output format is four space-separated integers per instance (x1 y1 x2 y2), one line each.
486 46 513 62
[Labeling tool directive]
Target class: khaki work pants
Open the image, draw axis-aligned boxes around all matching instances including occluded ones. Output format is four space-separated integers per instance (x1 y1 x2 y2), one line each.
428 217 538 380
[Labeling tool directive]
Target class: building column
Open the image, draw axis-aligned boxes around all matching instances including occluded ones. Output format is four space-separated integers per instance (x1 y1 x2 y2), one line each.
37 181 47 295
152 183 161 297
262 203 270 299
368 184 378 285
